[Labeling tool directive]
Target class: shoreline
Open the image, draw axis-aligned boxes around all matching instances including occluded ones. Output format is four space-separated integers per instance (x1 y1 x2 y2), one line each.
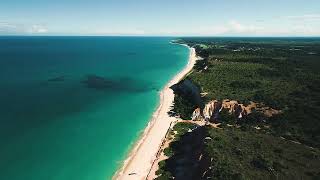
113 43 198 180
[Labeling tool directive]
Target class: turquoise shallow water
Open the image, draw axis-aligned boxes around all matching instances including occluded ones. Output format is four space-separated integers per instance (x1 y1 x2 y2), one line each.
0 37 189 180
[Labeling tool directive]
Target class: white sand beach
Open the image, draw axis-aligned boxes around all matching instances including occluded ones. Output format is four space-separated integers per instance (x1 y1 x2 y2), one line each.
113 45 198 180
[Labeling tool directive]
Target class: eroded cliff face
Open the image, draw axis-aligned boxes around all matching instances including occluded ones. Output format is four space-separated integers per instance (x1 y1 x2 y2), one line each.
191 99 280 122
171 79 204 108
192 108 202 121
203 100 222 121
222 100 249 119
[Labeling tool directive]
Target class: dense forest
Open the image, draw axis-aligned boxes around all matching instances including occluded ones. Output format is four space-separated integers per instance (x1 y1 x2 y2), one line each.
156 38 320 180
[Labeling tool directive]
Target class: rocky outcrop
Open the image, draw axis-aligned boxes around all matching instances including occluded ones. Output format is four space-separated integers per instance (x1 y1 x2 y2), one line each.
203 100 222 121
191 108 203 121
222 100 248 119
191 99 280 122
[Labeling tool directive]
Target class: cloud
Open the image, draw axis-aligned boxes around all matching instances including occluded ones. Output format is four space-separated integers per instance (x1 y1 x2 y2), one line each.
193 18 320 36
0 22 20 33
203 25 229 35
197 20 264 35
0 22 17 29
30 25 48 33
81 18 320 36
228 20 263 33
1 15 319 36
286 14 320 21
89 28 145 35
0 22 48 34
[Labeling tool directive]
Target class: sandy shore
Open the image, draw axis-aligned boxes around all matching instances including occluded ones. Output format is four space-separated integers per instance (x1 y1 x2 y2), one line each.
113 44 198 180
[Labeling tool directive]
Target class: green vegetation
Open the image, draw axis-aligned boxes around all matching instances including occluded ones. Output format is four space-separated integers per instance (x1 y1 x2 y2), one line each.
162 122 198 159
170 79 203 120
157 123 320 180
171 93 196 119
173 37 320 148
155 122 205 180
203 127 320 180
160 38 320 179
156 123 320 180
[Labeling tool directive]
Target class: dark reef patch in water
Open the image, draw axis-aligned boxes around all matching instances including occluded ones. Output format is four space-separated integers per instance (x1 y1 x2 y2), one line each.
125 52 137 56
82 74 154 92
47 76 66 82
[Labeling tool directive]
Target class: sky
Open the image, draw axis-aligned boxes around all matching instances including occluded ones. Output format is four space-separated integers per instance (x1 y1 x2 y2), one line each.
0 0 320 36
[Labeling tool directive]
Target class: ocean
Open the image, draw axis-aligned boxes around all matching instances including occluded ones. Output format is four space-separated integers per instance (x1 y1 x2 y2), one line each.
0 36 189 180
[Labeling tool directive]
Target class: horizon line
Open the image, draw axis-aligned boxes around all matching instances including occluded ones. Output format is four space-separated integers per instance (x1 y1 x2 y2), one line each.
0 35 320 38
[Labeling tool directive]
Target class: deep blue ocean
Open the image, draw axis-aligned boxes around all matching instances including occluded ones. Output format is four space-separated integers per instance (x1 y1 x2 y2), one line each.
0 36 189 180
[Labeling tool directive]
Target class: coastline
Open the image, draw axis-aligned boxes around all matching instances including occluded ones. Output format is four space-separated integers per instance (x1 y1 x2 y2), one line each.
113 43 198 180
